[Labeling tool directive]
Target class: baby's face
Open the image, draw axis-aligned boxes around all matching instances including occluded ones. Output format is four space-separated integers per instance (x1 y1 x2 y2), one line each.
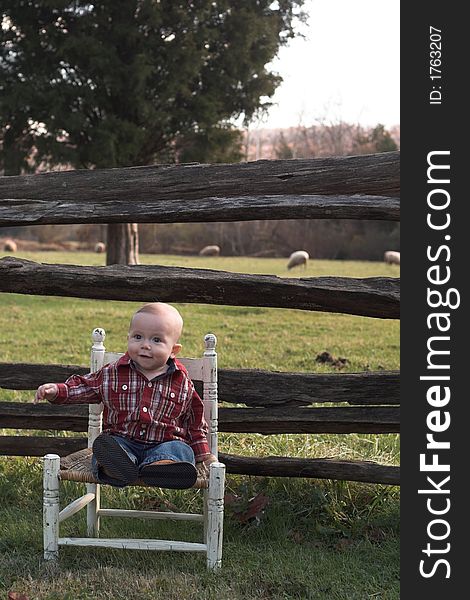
127 312 181 377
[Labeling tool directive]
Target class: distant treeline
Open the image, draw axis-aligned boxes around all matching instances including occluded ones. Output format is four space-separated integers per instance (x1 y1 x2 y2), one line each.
3 122 400 260
244 122 400 161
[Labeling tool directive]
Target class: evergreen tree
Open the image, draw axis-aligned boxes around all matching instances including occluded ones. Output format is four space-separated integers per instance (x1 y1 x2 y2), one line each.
1 1 305 263
353 123 398 155
275 131 294 159
369 124 398 153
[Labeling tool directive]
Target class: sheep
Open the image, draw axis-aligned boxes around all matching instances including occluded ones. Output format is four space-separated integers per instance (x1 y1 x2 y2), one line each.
94 242 106 253
287 250 309 270
3 239 17 252
384 250 400 265
199 245 220 256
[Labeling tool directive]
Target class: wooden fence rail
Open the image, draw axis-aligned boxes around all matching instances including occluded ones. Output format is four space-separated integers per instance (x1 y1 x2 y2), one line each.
0 258 400 319
1 362 400 483
0 151 400 485
0 436 399 485
0 363 400 406
1 364 400 435
1 361 400 483
0 152 400 226
1 403 400 435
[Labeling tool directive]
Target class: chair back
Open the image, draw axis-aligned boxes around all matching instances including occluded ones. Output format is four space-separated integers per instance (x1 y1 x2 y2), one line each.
88 329 219 457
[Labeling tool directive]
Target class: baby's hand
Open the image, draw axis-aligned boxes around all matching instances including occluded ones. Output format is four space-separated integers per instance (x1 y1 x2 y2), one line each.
34 383 59 403
196 454 218 477
202 453 218 466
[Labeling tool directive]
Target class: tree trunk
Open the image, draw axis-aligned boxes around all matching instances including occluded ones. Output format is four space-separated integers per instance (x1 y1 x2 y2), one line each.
106 223 139 265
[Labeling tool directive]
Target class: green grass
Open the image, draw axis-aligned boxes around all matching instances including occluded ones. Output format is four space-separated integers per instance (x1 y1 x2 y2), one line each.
0 252 400 599
0 251 400 373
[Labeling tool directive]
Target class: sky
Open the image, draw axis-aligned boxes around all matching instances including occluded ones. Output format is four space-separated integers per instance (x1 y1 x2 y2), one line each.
258 0 400 130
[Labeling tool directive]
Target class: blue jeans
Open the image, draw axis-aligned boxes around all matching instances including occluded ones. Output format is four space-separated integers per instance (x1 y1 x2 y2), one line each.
91 434 195 487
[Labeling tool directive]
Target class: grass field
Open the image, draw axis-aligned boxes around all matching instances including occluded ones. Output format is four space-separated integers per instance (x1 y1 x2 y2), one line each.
0 251 400 599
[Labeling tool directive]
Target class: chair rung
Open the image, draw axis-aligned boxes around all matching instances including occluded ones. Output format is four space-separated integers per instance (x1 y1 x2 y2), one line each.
98 508 204 522
59 492 95 523
58 537 207 552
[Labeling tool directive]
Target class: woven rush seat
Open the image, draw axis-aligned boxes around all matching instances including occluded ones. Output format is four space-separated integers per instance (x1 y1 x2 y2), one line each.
59 447 209 489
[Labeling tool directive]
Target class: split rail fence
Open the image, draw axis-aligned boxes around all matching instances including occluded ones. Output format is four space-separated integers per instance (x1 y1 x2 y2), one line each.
0 152 400 485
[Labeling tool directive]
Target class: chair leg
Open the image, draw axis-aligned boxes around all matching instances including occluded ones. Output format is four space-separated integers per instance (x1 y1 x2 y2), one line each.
87 483 100 537
203 488 208 543
206 462 225 570
43 454 60 560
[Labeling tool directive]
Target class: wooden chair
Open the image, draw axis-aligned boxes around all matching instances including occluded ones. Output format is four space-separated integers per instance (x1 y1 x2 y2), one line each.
43 328 225 569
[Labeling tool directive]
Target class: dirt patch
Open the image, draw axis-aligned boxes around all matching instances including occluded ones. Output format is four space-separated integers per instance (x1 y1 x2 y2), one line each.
315 351 349 369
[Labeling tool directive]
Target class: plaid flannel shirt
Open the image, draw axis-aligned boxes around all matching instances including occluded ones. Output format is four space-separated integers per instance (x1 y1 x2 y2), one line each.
51 353 211 460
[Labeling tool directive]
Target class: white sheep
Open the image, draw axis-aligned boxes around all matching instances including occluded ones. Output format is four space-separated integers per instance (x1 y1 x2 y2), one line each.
384 250 400 265
94 242 106 253
3 239 17 252
287 250 309 270
199 245 220 256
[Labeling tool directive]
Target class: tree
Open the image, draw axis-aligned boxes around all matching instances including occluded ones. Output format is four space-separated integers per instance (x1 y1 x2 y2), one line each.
353 123 398 155
274 131 294 159
1 0 305 263
369 124 398 153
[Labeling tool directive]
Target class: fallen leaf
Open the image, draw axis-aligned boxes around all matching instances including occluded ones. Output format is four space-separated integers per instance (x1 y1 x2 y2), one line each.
8 592 30 600
334 538 355 552
224 493 240 507
233 493 270 524
367 527 387 543
288 529 304 543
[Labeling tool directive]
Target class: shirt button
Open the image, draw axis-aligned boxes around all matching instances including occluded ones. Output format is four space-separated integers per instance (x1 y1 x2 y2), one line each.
122 384 128 391
148 382 153 388
142 406 148 413
170 392 175 398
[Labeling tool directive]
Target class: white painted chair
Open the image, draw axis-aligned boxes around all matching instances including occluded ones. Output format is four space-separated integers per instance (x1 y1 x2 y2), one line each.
43 329 225 569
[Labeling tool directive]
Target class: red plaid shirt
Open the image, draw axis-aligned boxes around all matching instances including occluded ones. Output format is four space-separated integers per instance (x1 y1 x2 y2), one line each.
52 353 211 460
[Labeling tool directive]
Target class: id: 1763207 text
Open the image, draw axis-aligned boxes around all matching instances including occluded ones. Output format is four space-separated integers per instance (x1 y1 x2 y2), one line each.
429 26 442 105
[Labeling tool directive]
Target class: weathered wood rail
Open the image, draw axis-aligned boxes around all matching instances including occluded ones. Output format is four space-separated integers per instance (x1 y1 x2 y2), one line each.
0 258 400 319
0 152 401 484
0 364 400 406
0 366 400 434
1 403 400 434
0 153 400 225
1 364 400 484
0 437 399 485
